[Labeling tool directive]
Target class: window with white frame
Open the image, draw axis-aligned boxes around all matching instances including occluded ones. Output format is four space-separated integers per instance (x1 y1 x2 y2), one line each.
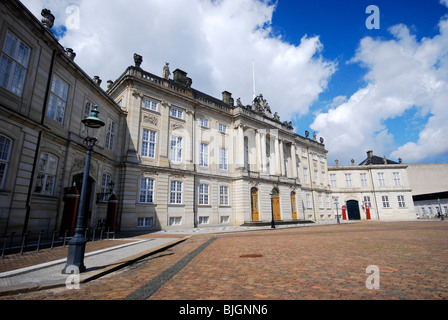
198 184 209 205
378 172 386 187
218 123 227 133
137 217 153 227
170 180 182 204
199 143 209 167
219 147 228 170
142 129 156 158
318 195 323 208
306 193 312 208
47 75 69 124
314 170 319 185
393 172 402 186
34 153 58 195
329 174 337 187
171 107 183 119
321 172 326 186
220 185 229 206
345 174 352 187
199 118 209 128
140 177 154 203
0 31 30 96
363 196 372 208
382 195 390 208
325 196 330 209
99 173 112 202
397 195 406 208
303 168 309 184
199 216 209 224
105 120 116 151
170 136 182 162
143 97 158 111
360 173 368 187
169 216 182 226
220 216 230 224
83 100 94 119
0 135 12 189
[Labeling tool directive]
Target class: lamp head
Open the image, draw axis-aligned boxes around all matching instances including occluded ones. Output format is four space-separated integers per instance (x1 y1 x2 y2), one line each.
82 105 105 129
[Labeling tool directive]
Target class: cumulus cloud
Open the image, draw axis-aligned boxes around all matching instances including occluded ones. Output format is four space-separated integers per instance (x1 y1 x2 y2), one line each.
20 0 336 121
311 17 448 164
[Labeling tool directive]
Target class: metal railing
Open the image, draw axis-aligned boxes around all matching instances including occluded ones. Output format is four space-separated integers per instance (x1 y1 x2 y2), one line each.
1 227 115 258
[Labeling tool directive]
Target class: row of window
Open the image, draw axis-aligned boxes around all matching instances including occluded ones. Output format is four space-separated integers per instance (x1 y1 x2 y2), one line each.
137 215 231 228
140 178 230 206
329 172 402 188
142 129 229 169
304 194 407 209
302 167 326 185
144 96 229 134
1 31 117 151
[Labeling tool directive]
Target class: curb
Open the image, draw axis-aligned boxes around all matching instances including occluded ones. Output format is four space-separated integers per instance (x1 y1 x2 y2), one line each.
0 236 190 297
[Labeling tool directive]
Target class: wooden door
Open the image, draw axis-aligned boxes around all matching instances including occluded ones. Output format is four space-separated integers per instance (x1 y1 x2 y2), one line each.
291 193 298 220
251 188 259 221
272 196 281 220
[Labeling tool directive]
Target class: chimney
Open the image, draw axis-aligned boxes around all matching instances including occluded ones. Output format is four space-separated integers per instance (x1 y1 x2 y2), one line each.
222 91 234 106
173 69 192 88
65 48 76 61
93 76 102 86
41 9 55 28
367 150 373 164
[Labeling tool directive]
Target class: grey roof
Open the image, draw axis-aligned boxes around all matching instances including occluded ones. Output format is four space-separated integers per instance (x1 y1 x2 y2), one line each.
359 155 399 166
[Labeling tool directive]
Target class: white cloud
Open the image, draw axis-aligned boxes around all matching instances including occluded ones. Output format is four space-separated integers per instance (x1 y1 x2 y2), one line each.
20 0 336 122
311 17 448 164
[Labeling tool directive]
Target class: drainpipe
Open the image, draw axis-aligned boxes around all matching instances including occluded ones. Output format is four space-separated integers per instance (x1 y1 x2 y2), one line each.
23 49 56 234
192 107 198 228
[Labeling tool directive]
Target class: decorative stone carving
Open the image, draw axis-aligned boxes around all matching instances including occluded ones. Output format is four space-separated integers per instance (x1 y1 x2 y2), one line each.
305 130 309 138
41 9 55 28
93 76 102 86
163 62 171 80
134 53 143 68
143 114 158 126
171 122 184 131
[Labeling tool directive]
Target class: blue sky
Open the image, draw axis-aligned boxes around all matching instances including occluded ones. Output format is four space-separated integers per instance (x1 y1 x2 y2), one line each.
22 0 448 165
271 0 448 164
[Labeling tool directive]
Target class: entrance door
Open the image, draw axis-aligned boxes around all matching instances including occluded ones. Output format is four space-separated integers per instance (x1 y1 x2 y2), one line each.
272 188 281 221
251 188 260 221
291 192 298 220
346 200 361 220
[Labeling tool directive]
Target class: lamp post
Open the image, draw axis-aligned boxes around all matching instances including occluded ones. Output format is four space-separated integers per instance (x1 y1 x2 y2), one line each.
63 105 105 274
270 190 276 229
438 198 445 221
334 197 340 224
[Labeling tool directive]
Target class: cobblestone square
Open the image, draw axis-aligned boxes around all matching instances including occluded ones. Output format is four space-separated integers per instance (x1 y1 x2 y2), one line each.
1 221 447 301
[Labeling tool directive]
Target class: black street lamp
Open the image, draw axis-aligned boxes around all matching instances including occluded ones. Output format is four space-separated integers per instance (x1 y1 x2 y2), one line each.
270 190 276 229
62 105 105 274
438 198 445 221
334 197 340 224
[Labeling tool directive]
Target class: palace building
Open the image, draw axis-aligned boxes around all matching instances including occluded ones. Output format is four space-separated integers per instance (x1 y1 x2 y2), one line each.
0 0 417 236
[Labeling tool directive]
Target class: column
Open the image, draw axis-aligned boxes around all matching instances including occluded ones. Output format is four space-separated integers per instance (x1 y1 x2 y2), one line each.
279 139 285 176
234 124 244 168
274 137 281 175
291 143 298 179
255 130 262 172
260 130 267 174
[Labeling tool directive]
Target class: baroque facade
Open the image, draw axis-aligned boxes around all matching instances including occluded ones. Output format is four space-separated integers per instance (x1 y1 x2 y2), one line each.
0 0 417 236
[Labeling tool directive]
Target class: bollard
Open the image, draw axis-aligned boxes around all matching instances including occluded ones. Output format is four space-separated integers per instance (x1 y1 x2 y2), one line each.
100 227 103 241
92 228 96 242
36 230 44 252
51 231 56 249
106 227 110 240
20 232 29 255
1 236 7 258
63 230 68 247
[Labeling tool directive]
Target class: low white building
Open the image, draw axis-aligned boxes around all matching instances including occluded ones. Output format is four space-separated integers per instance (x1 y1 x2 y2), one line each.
328 151 416 221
